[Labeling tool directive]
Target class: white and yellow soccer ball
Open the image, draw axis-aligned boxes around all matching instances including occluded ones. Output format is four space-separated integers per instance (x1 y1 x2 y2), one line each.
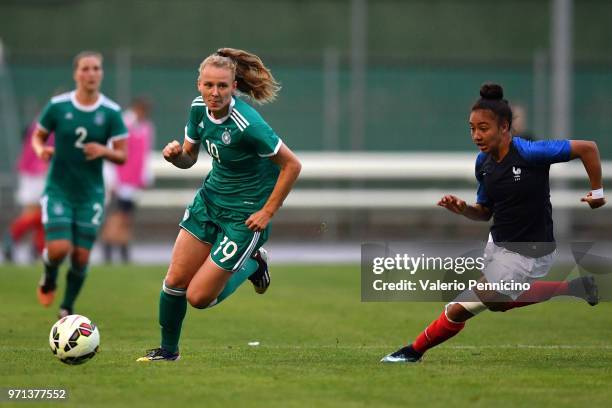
49 315 100 365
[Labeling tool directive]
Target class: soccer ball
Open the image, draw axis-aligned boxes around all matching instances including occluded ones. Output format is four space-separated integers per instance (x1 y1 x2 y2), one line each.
49 314 100 365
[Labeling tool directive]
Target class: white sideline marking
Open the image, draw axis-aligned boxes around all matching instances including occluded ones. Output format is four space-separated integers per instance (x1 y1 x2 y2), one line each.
6 344 612 352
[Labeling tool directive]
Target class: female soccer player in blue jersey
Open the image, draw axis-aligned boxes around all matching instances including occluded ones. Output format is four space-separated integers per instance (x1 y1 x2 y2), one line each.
138 48 301 361
382 83 605 363
32 51 127 318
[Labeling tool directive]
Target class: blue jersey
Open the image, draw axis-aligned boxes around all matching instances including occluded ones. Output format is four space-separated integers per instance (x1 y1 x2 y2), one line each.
475 137 571 256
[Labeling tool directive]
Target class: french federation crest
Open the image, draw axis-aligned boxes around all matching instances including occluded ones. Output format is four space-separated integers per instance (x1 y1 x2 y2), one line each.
221 129 231 145
512 166 521 181
94 111 105 126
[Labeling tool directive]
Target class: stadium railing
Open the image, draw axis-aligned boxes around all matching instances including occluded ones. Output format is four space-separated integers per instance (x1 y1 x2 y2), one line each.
141 152 612 209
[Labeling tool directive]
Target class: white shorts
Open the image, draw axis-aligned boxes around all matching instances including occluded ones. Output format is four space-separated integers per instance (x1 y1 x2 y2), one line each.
481 241 556 300
16 174 46 206
116 184 138 201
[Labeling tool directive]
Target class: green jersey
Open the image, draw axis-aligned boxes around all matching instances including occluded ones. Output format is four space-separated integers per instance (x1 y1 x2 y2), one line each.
185 96 282 213
38 91 127 202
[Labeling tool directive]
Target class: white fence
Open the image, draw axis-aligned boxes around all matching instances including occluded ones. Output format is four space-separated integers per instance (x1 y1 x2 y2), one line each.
139 152 612 209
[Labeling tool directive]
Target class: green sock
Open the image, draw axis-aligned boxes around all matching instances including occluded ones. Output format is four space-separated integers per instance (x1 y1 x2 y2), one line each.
212 258 258 307
42 249 61 289
45 263 59 283
60 263 88 310
159 284 187 354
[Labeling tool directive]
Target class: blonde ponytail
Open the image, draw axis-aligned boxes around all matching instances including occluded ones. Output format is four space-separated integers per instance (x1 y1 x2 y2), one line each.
198 48 280 104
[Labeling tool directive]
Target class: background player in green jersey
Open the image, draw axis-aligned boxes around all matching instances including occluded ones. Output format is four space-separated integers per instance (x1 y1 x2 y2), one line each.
31 51 128 318
138 48 301 362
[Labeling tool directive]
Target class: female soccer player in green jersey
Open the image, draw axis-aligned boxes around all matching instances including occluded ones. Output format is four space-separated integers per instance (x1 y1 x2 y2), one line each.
32 51 128 318
138 48 301 361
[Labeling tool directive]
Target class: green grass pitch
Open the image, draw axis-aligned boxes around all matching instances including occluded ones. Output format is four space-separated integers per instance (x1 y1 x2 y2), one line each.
1 264 611 407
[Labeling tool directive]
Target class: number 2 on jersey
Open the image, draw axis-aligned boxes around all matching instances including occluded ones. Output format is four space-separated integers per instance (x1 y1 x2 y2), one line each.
75 127 87 148
91 203 103 225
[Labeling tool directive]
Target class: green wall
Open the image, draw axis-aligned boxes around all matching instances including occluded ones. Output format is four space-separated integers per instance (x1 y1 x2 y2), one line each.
2 0 611 61
2 0 612 157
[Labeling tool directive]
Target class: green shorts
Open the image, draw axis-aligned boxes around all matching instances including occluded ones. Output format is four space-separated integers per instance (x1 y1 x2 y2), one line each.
179 189 268 272
41 193 105 250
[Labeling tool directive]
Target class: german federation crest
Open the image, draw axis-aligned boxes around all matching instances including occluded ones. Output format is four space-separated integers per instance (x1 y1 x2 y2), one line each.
53 203 64 216
94 112 105 126
221 129 231 145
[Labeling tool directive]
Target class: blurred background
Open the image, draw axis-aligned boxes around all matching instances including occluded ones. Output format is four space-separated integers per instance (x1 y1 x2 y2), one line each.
1 0 611 264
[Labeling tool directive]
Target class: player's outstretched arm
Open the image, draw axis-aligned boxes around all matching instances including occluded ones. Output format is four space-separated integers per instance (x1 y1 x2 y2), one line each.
162 139 199 169
569 140 606 209
245 143 301 231
437 194 492 221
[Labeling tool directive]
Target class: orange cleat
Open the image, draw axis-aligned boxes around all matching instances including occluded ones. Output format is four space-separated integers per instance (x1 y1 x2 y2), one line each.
37 286 55 307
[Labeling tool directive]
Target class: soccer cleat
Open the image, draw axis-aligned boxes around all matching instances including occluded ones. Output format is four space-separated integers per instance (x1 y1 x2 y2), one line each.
37 274 56 307
568 276 599 306
136 348 180 362
58 307 72 319
380 345 423 363
581 276 599 306
37 286 56 307
249 247 270 294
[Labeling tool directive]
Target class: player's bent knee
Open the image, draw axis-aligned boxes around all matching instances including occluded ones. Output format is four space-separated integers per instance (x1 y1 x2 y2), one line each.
186 292 216 309
449 289 488 318
46 242 72 262
164 273 190 290
164 263 196 289
189 302 207 310
185 285 218 309
71 248 91 267
445 301 484 322
446 301 487 321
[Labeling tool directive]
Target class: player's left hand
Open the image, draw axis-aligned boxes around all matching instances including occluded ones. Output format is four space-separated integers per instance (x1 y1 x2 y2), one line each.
83 142 108 160
245 209 274 231
581 192 606 209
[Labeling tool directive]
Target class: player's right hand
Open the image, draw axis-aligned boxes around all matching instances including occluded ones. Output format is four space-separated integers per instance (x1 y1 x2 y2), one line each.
162 140 182 162
581 192 607 209
36 146 55 162
437 194 467 214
